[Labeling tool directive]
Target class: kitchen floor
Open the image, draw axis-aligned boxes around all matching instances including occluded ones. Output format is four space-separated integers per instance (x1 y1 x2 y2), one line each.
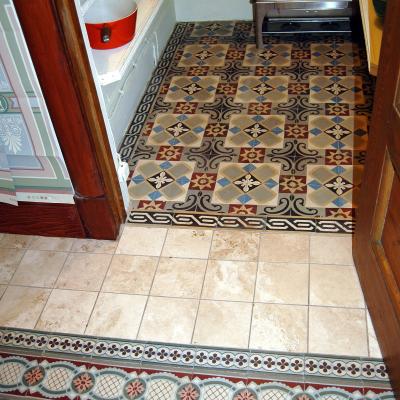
0 227 381 358
120 21 372 234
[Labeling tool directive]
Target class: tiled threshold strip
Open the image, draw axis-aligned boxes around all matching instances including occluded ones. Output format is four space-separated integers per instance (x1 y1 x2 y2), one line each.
119 21 373 234
0 328 394 399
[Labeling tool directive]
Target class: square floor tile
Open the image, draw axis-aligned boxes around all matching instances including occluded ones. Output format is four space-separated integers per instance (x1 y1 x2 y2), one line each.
235 76 289 104
151 258 207 298
11 250 68 288
29 236 74 252
191 22 235 37
209 230 260 261
308 115 368 150
243 44 292 67
192 300 252 348
255 262 309 305
161 229 213 259
165 76 219 103
116 226 167 256
310 43 360 66
310 264 364 308
36 289 97 334
86 293 147 340
250 303 308 352
309 306 368 356
138 296 198 344
309 76 364 104
226 114 285 149
71 239 118 254
56 253 112 291
306 165 363 209
202 260 257 301
147 113 209 147
0 286 50 328
129 160 196 202
0 248 25 284
0 234 32 249
259 233 310 263
178 44 229 67
212 162 281 206
102 255 158 295
310 234 353 265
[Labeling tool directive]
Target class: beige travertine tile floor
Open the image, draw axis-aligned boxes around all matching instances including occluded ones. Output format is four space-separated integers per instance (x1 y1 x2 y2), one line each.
0 227 382 358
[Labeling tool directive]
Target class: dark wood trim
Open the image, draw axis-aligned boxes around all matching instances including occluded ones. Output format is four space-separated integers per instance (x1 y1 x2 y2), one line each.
0 202 85 238
12 0 126 240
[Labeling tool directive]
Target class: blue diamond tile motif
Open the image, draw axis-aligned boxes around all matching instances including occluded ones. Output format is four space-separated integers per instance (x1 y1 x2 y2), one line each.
218 178 230 187
244 164 257 173
309 180 322 190
238 194 252 204
333 197 347 207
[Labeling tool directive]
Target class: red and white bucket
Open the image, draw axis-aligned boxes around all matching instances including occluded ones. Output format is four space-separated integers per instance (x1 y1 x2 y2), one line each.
85 0 138 50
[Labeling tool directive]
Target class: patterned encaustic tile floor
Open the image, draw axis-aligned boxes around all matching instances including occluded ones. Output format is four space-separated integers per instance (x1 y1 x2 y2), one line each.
119 21 373 233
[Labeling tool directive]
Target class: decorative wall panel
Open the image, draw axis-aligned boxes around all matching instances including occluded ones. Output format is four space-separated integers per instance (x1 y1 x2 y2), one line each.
0 0 74 205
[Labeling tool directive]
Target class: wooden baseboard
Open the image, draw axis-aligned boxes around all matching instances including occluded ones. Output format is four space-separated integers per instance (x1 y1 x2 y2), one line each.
0 202 85 238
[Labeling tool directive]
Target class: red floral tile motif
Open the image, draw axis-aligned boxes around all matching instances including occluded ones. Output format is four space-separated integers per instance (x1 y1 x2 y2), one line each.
324 65 347 76
72 372 95 394
291 49 311 59
217 82 237 95
205 123 228 137
326 208 355 219
239 148 266 163
233 389 257 400
137 200 166 210
174 102 198 114
288 83 309 95
188 66 209 76
200 36 219 44
280 175 307 193
285 124 308 139
159 84 170 95
178 383 201 400
228 204 257 214
123 378 146 400
189 173 217 190
325 149 353 165
248 102 272 115
255 66 276 76
325 103 350 116
22 366 45 386
156 146 183 161
226 48 245 60
143 122 154 136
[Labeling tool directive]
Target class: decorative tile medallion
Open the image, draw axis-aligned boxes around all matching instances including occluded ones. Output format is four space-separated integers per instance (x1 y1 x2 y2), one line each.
309 76 365 104
243 44 292 67
178 44 229 67
308 115 368 150
191 21 235 37
147 114 209 147
0 328 395 399
310 43 361 66
306 165 363 209
119 22 374 233
165 76 219 103
226 114 285 148
235 76 289 104
213 162 281 206
129 160 195 202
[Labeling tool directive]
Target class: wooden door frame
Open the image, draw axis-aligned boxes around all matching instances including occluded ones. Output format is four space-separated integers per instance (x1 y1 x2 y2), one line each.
353 0 400 395
0 0 126 240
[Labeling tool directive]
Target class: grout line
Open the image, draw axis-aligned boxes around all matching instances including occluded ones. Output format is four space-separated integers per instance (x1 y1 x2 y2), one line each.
247 233 262 349
83 254 115 335
135 229 169 341
34 251 71 331
190 230 214 345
